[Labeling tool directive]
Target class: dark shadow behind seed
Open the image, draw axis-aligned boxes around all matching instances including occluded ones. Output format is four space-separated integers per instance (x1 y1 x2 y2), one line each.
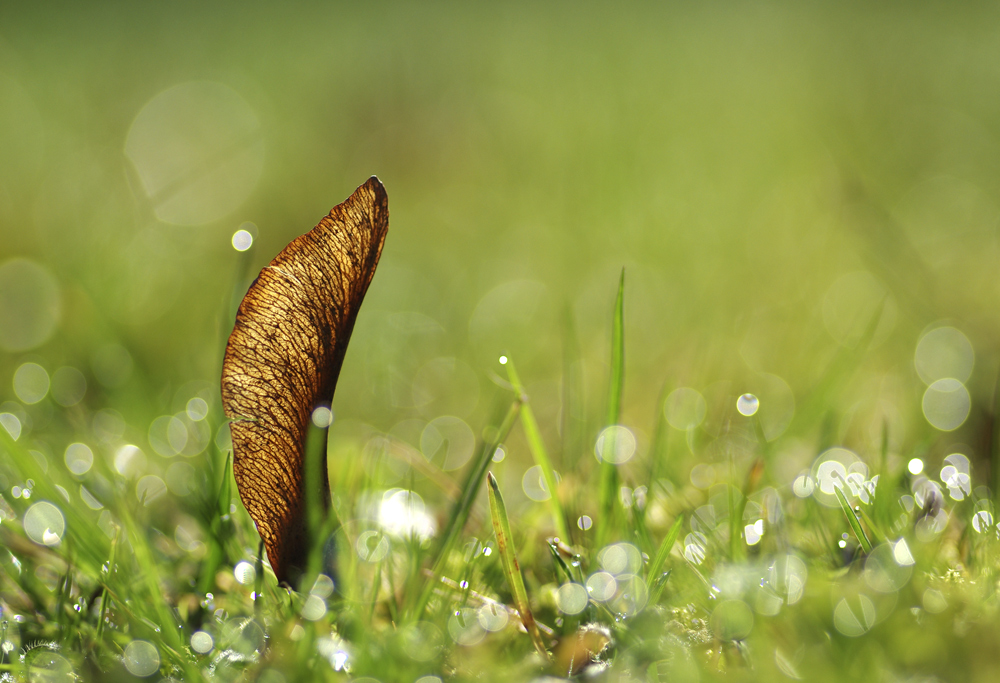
221 177 389 584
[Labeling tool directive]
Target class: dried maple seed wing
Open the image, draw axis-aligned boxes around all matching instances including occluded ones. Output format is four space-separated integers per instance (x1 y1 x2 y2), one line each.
221 176 388 583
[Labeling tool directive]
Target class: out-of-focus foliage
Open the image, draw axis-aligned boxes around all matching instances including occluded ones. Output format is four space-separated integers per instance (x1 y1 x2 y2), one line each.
4 2 1000 681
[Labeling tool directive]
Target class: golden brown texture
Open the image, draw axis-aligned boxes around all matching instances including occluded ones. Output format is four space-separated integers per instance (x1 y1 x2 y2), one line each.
221 176 388 583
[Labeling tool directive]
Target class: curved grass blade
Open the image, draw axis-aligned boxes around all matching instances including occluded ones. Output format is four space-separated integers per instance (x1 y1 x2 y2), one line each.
835 485 873 554
646 515 683 597
487 472 549 658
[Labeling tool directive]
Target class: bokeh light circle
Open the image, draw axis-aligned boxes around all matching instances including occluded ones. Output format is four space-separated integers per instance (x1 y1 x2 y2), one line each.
125 81 263 225
0 258 61 352
23 501 65 546
556 583 589 615
864 543 913 593
191 631 213 654
710 600 754 641
420 416 475 471
914 326 974 385
64 442 94 476
234 561 256 585
124 640 160 677
593 425 636 464
810 448 863 507
664 388 707 430
13 362 49 404
51 366 86 406
522 464 554 501
477 603 509 631
922 378 971 431
833 596 876 637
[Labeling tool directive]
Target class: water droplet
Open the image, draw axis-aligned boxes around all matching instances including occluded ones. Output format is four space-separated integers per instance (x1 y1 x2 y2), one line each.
232 229 254 252
736 393 759 416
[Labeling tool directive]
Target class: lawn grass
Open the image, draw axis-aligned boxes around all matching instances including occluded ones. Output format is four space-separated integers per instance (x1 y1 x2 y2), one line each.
2 270 1000 683
5 3 1000 681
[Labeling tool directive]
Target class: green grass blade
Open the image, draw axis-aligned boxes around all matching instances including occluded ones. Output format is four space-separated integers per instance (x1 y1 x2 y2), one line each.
410 396 521 620
487 472 548 658
835 485 873 554
597 268 626 549
646 515 683 596
504 358 572 543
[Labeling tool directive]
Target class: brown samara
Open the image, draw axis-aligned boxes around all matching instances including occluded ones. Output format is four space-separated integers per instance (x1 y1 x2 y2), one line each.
221 176 388 584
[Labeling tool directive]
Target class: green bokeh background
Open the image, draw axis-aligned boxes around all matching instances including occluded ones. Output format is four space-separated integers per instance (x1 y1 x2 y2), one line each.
3 1 1000 491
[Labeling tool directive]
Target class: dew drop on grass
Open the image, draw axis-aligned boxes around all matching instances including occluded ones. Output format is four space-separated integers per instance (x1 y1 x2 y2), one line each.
736 393 759 416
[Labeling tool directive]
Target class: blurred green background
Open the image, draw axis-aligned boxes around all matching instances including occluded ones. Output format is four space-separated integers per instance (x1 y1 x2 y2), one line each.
3 1 1000 505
